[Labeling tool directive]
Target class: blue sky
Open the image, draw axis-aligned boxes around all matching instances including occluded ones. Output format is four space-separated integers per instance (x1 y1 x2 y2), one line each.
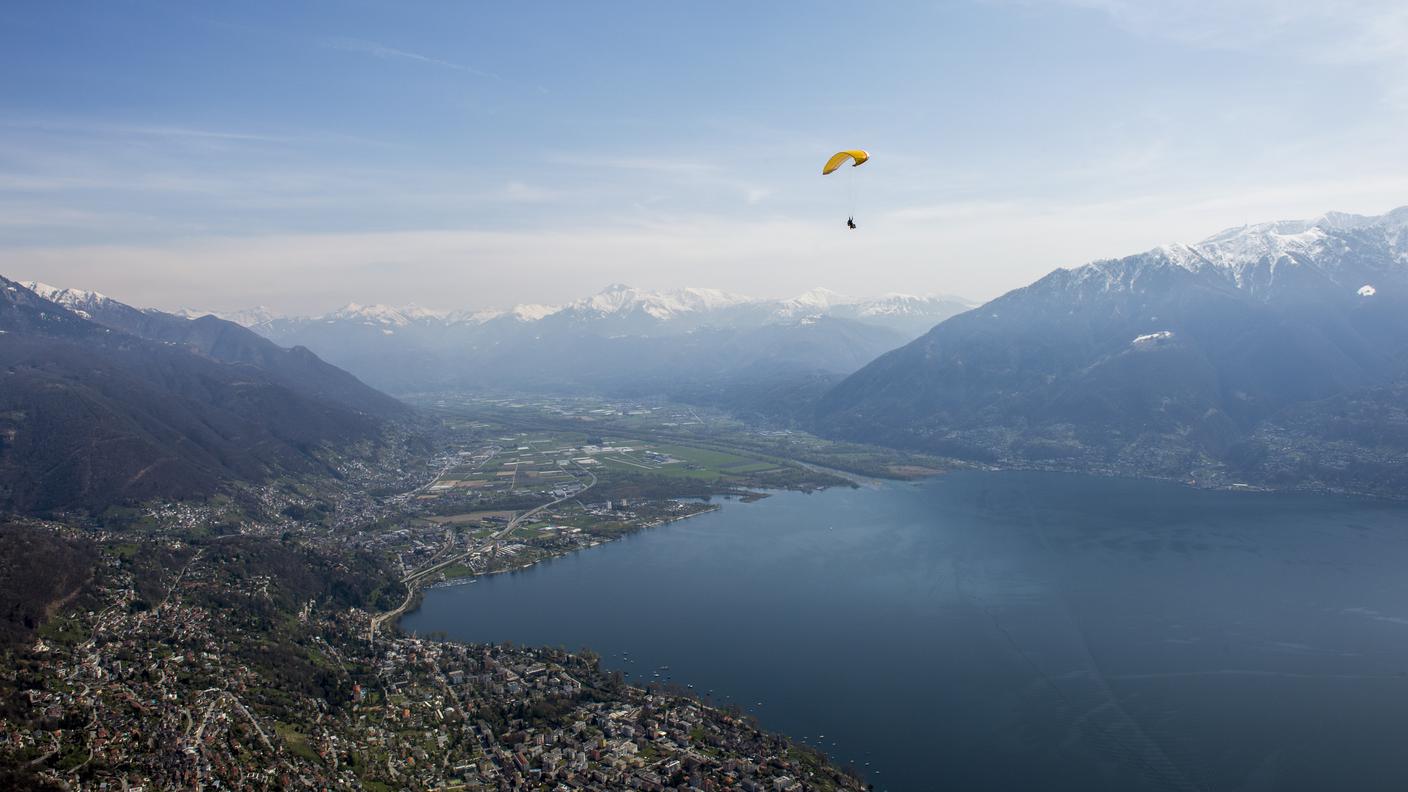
3 0 1407 312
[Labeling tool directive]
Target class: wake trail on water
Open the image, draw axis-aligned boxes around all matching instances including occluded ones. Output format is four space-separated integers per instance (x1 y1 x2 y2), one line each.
950 487 1212 792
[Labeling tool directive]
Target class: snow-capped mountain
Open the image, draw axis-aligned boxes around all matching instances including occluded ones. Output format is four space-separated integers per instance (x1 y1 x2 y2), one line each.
0 276 406 512
20 281 116 319
245 284 970 335
447 304 559 324
827 293 977 336
243 283 971 395
774 287 849 318
1139 206 1408 294
818 205 1408 497
537 284 759 335
562 284 751 319
45 281 968 398
322 302 448 327
176 305 282 327
31 286 285 329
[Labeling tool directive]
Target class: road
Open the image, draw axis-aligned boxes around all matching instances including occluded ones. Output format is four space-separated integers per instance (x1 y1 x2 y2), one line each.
368 462 596 641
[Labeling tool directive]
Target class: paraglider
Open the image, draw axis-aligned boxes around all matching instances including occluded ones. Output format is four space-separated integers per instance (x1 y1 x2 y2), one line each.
822 149 869 175
823 149 868 228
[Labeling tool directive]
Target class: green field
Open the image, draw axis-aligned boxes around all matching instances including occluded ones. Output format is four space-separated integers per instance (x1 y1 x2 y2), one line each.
592 442 786 482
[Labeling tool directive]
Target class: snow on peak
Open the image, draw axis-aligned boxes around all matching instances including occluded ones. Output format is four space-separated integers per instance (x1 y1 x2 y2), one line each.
322 302 446 326
1173 222 1326 273
1312 211 1380 232
447 302 562 324
402 305 449 322
448 307 504 324
855 293 959 316
784 287 848 310
674 287 753 312
177 306 281 326
326 302 408 326
1154 205 1408 276
507 303 557 321
277 284 971 331
574 285 648 315
772 288 867 321
567 284 750 320
1118 205 1408 294
20 281 112 309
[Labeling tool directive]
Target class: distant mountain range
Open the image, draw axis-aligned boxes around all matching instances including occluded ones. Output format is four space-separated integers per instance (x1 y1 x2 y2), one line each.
17 205 1406 501
1 278 407 513
205 285 972 396
817 206 1408 496
199 286 969 336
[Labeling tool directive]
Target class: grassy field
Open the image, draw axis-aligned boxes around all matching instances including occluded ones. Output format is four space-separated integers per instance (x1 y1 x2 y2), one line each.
426 509 518 526
592 442 782 482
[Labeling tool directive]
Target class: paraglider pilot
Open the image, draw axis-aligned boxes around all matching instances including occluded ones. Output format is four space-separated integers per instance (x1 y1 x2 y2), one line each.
822 150 869 231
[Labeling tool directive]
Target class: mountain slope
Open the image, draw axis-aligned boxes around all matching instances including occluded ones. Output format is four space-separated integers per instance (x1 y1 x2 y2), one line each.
25 282 406 420
0 278 401 513
816 207 1408 493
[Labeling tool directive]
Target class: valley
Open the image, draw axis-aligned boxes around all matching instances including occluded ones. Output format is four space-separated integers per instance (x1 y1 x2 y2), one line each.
363 396 938 640
7 204 1408 790
9 5 1407 790
0 379 923 791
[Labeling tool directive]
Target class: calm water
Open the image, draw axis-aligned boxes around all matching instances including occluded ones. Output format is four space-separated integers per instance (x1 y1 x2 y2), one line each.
403 471 1408 792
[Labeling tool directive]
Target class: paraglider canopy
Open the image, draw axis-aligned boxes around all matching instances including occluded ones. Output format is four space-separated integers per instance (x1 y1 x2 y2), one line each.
822 150 869 175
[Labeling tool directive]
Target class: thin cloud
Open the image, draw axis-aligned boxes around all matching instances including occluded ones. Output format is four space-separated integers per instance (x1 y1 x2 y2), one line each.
0 118 292 143
500 181 567 203
886 200 1028 223
543 152 775 209
744 187 771 205
548 154 717 176
0 203 167 230
1030 0 1408 110
322 37 499 79
1047 1 1408 82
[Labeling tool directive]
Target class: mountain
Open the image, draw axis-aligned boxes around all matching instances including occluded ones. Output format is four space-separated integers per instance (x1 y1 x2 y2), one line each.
1 277 407 513
551 284 751 326
816 206 1408 496
176 305 281 327
250 284 972 395
831 293 977 337
25 282 406 420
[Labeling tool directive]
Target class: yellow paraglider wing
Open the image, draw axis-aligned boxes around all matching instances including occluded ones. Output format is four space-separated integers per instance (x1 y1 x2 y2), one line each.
822 149 869 175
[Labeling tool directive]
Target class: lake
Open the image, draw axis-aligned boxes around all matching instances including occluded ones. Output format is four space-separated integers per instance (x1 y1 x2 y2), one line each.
402 470 1408 791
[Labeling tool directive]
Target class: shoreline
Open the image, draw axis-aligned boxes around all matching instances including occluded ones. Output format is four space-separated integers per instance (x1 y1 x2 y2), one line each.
388 460 1401 636
397 502 726 619
976 458 1408 503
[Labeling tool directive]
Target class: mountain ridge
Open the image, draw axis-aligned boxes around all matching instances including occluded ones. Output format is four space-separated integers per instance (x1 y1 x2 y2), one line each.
221 285 973 396
24 281 407 421
1 276 409 513
816 205 1408 497
188 284 973 334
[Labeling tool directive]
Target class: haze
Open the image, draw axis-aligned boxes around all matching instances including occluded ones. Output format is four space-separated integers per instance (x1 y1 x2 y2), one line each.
3 0 1407 313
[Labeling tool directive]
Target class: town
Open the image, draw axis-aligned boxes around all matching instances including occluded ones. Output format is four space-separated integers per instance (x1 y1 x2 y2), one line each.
0 399 902 791
5 529 865 790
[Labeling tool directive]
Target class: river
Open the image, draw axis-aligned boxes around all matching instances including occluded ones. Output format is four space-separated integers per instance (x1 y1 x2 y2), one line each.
402 470 1408 791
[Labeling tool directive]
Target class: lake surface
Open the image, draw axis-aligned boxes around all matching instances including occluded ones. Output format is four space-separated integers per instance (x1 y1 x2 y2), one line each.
402 471 1408 792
